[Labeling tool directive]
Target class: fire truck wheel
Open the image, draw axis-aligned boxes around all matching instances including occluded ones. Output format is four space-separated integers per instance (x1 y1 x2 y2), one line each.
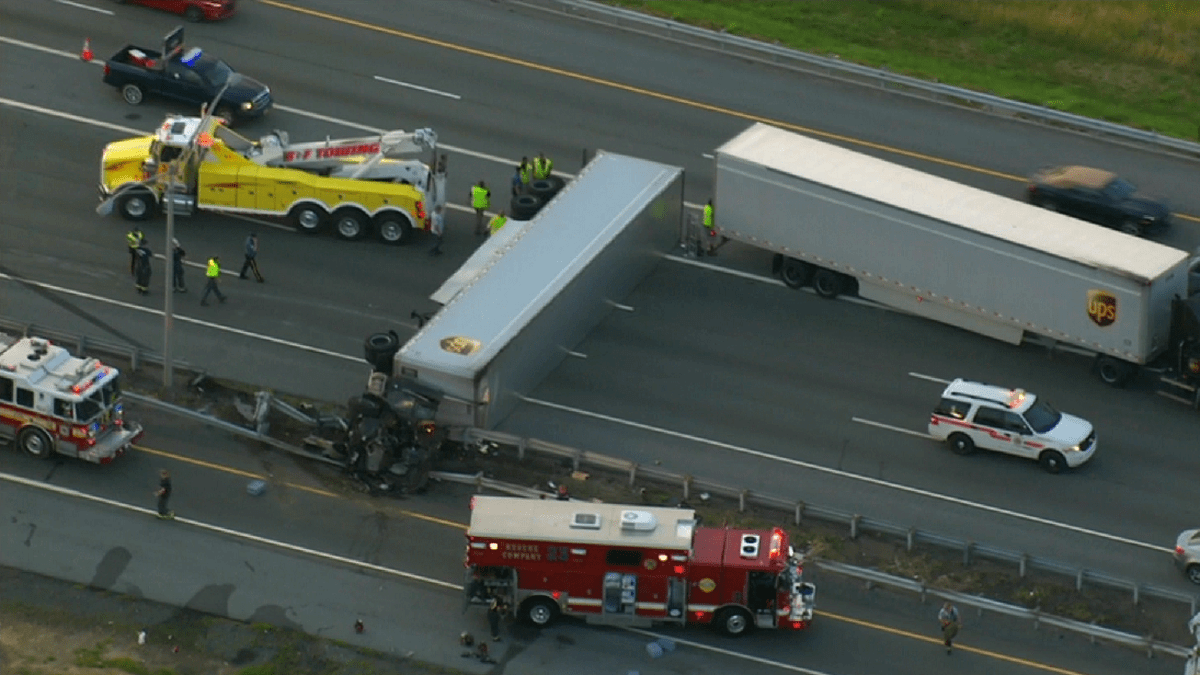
18 427 53 459
520 597 559 627
715 607 752 637
333 208 370 241
213 105 236 127
121 83 144 106
290 204 328 234
118 191 155 221
374 213 414 246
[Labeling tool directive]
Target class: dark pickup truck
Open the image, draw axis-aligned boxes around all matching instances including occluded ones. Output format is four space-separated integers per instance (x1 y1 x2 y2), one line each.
102 42 272 123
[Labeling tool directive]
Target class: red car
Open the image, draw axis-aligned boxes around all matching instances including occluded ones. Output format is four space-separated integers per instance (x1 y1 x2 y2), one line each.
115 0 237 23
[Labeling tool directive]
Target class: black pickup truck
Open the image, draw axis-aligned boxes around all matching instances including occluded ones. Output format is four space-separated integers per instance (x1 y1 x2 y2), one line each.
101 27 271 123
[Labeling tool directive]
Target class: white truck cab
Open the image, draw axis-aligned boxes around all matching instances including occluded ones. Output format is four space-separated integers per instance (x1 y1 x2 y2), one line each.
927 378 1096 474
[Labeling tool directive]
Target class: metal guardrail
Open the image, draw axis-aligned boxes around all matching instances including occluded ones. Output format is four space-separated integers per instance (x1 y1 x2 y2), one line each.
527 0 1200 159
0 318 192 376
460 427 1200 621
819 561 1192 660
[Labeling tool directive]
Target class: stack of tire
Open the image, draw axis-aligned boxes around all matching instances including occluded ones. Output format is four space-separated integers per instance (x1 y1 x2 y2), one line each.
511 176 567 220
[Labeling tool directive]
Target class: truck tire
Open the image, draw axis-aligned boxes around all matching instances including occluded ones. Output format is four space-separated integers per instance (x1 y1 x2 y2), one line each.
520 597 559 627
290 204 328 234
714 607 752 637
511 194 543 220
332 208 369 240
213 105 236 127
118 190 156 221
780 257 812 289
1095 355 1136 388
529 177 564 201
1039 450 1067 474
1186 564 1200 585
184 6 204 22
18 427 53 459
947 433 975 456
812 269 843 299
374 213 415 246
364 331 400 372
121 83 144 106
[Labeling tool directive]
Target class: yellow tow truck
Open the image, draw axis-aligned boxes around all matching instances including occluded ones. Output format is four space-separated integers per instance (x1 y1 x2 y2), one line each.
99 114 446 244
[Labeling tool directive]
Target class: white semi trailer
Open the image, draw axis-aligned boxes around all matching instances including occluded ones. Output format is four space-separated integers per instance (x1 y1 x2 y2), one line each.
714 123 1200 399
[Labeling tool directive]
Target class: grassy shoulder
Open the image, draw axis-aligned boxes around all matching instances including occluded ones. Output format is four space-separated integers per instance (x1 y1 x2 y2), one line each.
605 1 1197 140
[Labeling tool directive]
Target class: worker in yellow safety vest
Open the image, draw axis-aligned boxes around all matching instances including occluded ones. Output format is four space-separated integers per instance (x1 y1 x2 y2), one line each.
126 226 144 276
514 158 532 195
533 152 553 180
200 256 227 306
702 199 721 256
470 180 491 236
488 211 509 236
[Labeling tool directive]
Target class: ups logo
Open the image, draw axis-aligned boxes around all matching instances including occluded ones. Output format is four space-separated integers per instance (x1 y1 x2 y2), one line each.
1087 290 1117 327
440 335 482 356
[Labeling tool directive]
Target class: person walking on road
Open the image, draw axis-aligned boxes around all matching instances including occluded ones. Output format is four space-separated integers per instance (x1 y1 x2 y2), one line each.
200 256 227 306
429 204 445 255
172 238 187 293
471 180 491 236
488 210 508 237
486 595 508 642
938 601 960 654
533 152 553 181
133 242 152 295
239 233 264 282
155 469 174 520
126 226 144 276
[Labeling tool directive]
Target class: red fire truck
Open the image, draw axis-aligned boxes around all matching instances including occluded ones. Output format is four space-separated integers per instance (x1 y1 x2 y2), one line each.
0 335 143 464
464 495 816 636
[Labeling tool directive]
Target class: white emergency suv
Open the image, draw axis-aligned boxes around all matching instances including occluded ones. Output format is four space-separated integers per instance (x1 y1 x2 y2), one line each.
0 334 142 464
927 378 1096 473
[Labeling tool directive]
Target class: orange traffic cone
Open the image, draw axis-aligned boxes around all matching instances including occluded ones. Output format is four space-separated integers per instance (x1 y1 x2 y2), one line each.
81 38 93 62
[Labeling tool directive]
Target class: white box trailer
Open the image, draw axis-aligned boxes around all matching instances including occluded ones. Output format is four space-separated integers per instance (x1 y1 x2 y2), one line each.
714 123 1200 388
387 151 684 431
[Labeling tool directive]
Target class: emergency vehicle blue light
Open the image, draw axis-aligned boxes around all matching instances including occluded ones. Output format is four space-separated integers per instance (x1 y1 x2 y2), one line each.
182 48 203 67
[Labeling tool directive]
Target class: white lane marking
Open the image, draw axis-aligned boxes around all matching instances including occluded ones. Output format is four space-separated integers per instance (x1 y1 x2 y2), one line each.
623 627 831 675
0 272 363 363
54 0 113 14
701 152 714 159
909 371 951 385
373 75 461 100
0 471 459 590
0 35 102 63
0 96 142 135
519 396 1171 553
851 417 932 439
4 470 836 674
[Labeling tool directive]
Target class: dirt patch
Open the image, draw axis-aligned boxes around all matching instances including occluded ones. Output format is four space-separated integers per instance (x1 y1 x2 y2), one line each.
0 568 457 675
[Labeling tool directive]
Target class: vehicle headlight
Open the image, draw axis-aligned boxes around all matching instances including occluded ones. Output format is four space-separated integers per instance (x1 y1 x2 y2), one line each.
241 101 253 110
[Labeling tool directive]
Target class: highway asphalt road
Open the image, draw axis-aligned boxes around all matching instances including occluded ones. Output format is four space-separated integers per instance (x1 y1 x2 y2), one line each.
2 0 1200 651
0 413 1180 675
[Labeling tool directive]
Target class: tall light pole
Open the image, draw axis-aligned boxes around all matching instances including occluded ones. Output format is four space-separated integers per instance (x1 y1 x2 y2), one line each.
162 160 177 389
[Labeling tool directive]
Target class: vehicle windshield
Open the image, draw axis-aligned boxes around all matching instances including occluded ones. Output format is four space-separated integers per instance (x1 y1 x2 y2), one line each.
194 57 233 88
1102 177 1137 200
75 380 121 423
1023 398 1062 433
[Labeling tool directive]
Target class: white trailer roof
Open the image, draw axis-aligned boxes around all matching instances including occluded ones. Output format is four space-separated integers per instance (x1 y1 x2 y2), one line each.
717 123 1186 282
468 496 697 549
399 151 682 380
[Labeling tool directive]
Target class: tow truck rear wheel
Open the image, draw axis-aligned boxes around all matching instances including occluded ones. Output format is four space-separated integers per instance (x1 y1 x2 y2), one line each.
520 597 559 627
121 83 144 106
332 208 370 241
715 607 752 637
290 204 328 235
118 190 155 221
375 213 414 245
18 427 53 459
